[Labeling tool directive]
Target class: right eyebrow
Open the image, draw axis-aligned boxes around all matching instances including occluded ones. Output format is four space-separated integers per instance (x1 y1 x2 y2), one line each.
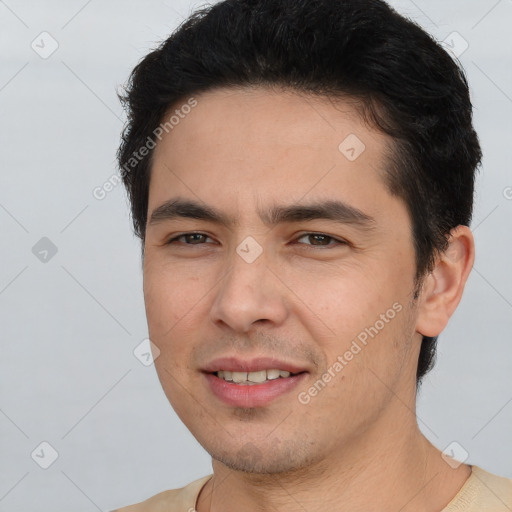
148 198 236 228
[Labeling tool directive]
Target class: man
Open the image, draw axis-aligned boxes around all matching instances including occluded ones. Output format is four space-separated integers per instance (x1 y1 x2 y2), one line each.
114 0 512 510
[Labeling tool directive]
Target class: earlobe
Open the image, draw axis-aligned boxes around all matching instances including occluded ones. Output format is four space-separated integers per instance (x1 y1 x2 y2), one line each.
415 225 475 337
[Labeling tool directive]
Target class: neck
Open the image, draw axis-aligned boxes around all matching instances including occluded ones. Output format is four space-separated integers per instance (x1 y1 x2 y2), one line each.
196 403 471 512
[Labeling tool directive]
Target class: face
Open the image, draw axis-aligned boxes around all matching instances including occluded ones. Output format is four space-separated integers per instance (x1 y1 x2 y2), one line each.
143 86 424 474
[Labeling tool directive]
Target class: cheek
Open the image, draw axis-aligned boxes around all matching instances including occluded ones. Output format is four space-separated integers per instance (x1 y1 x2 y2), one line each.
300 306 414 430
280 260 399 340
143 258 211 337
286 263 413 383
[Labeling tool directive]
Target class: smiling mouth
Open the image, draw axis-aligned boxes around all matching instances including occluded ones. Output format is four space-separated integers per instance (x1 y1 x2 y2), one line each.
214 369 303 385
205 362 309 407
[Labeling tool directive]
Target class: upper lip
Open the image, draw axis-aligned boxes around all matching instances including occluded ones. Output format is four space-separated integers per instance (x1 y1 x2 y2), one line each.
202 356 308 374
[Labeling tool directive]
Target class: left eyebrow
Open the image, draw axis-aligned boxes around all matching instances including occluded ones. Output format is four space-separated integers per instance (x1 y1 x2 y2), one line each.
148 197 376 231
261 200 376 230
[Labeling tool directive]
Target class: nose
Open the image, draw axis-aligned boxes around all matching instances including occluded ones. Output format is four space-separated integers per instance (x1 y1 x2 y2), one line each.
209 246 289 333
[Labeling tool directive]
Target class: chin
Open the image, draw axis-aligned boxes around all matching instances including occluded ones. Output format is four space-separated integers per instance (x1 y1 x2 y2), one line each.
208 439 317 475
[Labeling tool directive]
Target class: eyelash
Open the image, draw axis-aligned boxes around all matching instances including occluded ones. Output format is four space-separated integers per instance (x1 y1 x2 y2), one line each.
166 232 347 249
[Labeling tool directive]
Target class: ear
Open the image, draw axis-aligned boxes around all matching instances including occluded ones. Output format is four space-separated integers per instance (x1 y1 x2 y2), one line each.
415 225 475 337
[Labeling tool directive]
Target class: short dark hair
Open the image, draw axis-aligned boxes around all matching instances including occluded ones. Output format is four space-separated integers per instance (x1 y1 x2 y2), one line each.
118 0 482 386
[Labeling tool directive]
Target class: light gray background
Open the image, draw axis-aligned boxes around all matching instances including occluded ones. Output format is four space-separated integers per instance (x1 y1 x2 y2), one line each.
0 0 511 510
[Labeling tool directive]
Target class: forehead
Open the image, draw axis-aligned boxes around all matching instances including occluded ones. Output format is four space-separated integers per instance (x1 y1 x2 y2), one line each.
149 86 394 221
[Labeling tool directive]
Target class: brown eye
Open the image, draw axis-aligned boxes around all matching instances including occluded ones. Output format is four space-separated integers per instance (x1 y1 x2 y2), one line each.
296 233 344 247
167 233 212 244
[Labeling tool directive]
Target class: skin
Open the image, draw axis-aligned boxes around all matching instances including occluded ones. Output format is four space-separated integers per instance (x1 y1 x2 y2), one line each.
137 86 475 512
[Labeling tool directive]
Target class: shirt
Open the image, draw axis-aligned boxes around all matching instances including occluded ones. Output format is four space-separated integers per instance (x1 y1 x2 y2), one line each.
113 465 512 511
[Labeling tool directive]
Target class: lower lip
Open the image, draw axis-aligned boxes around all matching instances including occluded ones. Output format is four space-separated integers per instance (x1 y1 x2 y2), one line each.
204 373 307 408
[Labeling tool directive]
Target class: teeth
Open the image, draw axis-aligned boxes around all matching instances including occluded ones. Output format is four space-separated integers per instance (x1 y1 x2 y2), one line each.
216 368 295 384
247 370 267 383
232 371 248 383
266 369 281 380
